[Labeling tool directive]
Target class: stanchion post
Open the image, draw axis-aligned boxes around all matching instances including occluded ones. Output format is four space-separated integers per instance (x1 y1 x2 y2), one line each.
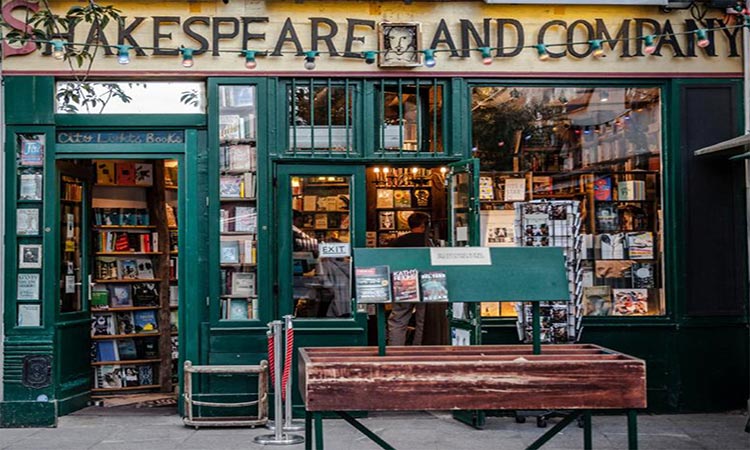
282 314 305 431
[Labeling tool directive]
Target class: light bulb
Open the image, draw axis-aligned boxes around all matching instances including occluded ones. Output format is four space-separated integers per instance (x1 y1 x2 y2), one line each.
383 167 390 174
411 167 418 174
51 40 65 60
180 48 194 68
304 51 318 71
535 44 549 61
116 45 131 65
643 35 657 55
440 167 448 174
373 167 380 173
589 40 604 58
696 29 710 48
422 49 437 68
479 47 493 66
242 50 257 70
363 51 377 65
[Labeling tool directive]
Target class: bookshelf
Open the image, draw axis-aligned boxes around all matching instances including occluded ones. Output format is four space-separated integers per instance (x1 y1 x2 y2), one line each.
292 176 351 244
90 159 179 394
218 85 258 321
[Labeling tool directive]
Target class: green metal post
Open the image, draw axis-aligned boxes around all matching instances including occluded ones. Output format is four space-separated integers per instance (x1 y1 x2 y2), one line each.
337 411 397 450
377 303 387 356
305 411 312 450
526 411 579 450
314 411 324 450
583 411 592 450
627 410 638 450
532 302 541 355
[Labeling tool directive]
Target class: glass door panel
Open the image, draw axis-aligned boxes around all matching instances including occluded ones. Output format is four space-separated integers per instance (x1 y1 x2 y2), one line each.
60 174 86 313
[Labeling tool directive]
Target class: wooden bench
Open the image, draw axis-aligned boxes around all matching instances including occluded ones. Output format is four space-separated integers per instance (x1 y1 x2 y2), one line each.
299 344 646 449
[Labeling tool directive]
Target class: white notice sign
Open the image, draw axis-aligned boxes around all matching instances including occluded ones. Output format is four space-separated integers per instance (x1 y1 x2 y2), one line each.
318 242 350 258
430 247 491 266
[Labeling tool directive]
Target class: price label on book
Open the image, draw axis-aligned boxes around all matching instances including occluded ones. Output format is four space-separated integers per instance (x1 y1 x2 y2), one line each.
430 247 491 266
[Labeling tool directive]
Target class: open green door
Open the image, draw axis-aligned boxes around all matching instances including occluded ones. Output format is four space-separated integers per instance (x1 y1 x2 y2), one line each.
446 158 485 429
55 161 95 415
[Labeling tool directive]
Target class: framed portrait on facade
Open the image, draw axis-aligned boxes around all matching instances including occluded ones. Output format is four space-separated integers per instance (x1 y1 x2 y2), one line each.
378 22 421 68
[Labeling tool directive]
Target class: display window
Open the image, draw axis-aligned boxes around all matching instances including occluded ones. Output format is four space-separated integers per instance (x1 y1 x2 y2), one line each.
472 86 665 318
376 80 445 154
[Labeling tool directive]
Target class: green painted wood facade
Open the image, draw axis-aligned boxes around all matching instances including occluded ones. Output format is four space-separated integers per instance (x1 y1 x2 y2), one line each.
1 74 748 427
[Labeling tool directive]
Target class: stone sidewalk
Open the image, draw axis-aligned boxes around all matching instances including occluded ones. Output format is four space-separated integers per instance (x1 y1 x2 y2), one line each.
0 408 748 449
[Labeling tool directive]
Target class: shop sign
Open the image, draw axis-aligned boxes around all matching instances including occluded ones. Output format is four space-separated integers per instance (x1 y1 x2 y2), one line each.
319 242 351 258
430 247 492 266
57 131 185 144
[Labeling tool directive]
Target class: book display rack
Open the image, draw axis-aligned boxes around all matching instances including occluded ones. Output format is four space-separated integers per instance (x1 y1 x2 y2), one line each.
218 85 258 321
90 160 178 394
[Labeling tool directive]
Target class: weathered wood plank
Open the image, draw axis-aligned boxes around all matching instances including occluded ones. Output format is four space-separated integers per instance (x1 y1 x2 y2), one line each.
299 345 646 412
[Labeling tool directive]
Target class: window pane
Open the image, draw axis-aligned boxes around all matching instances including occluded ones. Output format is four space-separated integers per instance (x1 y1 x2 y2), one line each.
379 82 443 153
288 83 354 152
56 82 205 114
472 86 665 318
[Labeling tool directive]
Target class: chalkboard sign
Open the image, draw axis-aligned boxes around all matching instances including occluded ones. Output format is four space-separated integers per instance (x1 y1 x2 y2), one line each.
355 266 391 303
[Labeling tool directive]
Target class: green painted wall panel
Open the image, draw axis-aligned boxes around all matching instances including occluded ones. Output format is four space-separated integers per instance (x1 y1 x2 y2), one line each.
0 401 56 428
5 77 55 125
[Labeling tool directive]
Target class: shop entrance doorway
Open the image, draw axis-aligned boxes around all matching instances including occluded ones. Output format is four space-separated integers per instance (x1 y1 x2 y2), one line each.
55 158 182 414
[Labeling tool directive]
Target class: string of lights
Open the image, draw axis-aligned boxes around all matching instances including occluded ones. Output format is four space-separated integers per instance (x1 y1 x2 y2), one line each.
20 15 750 70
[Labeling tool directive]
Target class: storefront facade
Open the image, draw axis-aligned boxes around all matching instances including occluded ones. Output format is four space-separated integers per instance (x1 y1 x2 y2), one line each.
1 0 748 427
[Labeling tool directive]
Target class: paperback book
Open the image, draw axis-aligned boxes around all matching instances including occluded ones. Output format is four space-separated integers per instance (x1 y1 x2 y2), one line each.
612 289 649 316
419 271 449 302
354 266 391 303
391 269 420 302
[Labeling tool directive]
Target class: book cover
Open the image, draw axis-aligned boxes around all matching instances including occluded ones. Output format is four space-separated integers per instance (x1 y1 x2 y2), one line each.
138 365 154 386
16 208 40 236
134 310 158 333
598 233 626 260
116 162 136 185
92 313 116 336
480 302 501 317
480 210 515 247
98 365 123 388
231 272 256 296
594 176 612 201
504 178 526 202
117 339 138 360
17 273 40 300
96 161 116 184
97 257 118 280
479 176 494 200
115 311 135 335
219 114 242 141
396 211 413 231
229 145 254 171
101 208 121 226
314 213 328 229
228 299 250 320
122 367 140 387
594 203 619 232
135 258 155 279
109 285 132 307
627 232 654 260
18 244 42 268
377 232 399 247
165 203 177 228
420 271 449 302
169 285 179 306
393 190 412 208
19 173 43 200
632 263 656 288
617 180 646 201
391 269 420 302
170 310 179 332
96 340 119 362
134 163 153 186
130 283 157 307
138 338 159 359
378 211 395 230
117 259 139 279
20 137 44 166
234 206 256 233
376 189 394 209
583 286 612 316
220 241 240 264
531 176 553 195
354 265 392 303
612 289 649 316
219 175 242 198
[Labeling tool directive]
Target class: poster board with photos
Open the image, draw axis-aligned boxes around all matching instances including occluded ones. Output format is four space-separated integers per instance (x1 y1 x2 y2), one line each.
353 247 568 303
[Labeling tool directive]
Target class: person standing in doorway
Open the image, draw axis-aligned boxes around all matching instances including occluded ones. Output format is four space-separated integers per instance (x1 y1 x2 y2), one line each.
387 212 432 346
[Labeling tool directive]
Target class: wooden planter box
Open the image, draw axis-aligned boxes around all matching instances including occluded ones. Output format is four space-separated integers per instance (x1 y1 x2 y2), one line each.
299 344 646 412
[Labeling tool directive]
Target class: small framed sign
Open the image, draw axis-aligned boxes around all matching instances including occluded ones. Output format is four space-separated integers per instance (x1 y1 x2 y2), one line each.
378 22 421 68
19 136 45 167
19 244 43 269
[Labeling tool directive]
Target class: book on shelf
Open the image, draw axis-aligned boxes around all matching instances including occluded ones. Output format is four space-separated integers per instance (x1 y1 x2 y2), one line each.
122 366 140 387
227 299 250 320
612 289 649 316
231 272 256 296
234 206 257 233
531 176 553 195
220 114 242 141
17 273 40 300
169 230 178 252
220 175 242 198
96 257 119 280
135 259 155 279
220 241 240 264
393 190 412 208
170 310 179 332
504 178 526 202
226 145 256 172
138 365 155 385
595 260 633 289
137 338 159 359
480 302 501 317
109 285 133 307
95 340 119 362
314 213 328 229
92 312 116 336
583 286 612 316
134 163 153 186
117 339 138 360
302 195 317 211
391 269 420 302
170 257 178 280
632 262 655 288
480 210 515 247
19 173 43 200
626 232 654 259
95 161 115 185
479 176 494 200
594 203 619 232
617 180 646 201
396 211 413 231
132 283 159 307
169 285 179 306
116 162 136 185
598 233 626 260
96 365 123 389
420 271 449 302
164 165 178 187
594 176 612 201
354 266 392 303
116 312 136 335
133 310 158 333
117 259 139 279
376 189 394 209
165 203 177 228
377 231 400 247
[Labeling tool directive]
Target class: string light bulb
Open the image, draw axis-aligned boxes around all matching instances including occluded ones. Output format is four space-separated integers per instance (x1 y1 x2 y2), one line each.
643 35 657 55
535 44 549 61
241 50 257 69
440 167 448 174
695 29 710 48
303 51 318 70
589 39 605 57
180 47 194 68
363 51 377 65
116 45 131 65
478 47 493 65
51 40 65 60
422 49 437 68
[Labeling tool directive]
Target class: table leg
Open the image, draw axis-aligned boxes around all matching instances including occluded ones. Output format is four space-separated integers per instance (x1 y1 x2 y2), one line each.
583 411 592 450
627 410 638 450
305 411 312 450
314 412 324 450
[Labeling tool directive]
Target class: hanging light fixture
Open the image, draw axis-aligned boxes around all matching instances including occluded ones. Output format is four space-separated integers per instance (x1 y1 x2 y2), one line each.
695 28 711 48
535 44 549 61
51 40 66 60
422 49 437 68
180 47 195 68
643 35 657 55
589 39 605 58
116 45 132 65
478 47 493 65
362 51 377 65
241 50 258 69
303 51 319 70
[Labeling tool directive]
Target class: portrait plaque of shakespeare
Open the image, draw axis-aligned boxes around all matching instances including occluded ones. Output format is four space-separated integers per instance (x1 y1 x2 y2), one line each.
378 23 422 67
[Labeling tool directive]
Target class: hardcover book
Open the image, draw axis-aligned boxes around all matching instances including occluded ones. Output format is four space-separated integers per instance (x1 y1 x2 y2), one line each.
135 259 155 279
96 340 119 362
419 271 449 302
138 365 154 385
220 241 240 264
504 178 526 202
583 286 612 316
391 269 420 302
594 176 612 201
97 365 123 389
228 299 250 320
594 203 619 232
109 285 132 307
97 257 119 280
117 259 139 279
598 233 626 260
134 163 153 186
354 265 392 303
314 213 328 229
231 272 256 296
116 312 135 335
626 232 654 260
612 289 649 316
117 339 138 360
92 313 116 336
116 162 136 185
134 310 158 333
133 283 159 306
632 263 656 289
96 161 116 184
219 175 242 198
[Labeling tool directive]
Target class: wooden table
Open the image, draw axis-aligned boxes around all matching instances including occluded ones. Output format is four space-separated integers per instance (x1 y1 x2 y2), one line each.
299 344 646 449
